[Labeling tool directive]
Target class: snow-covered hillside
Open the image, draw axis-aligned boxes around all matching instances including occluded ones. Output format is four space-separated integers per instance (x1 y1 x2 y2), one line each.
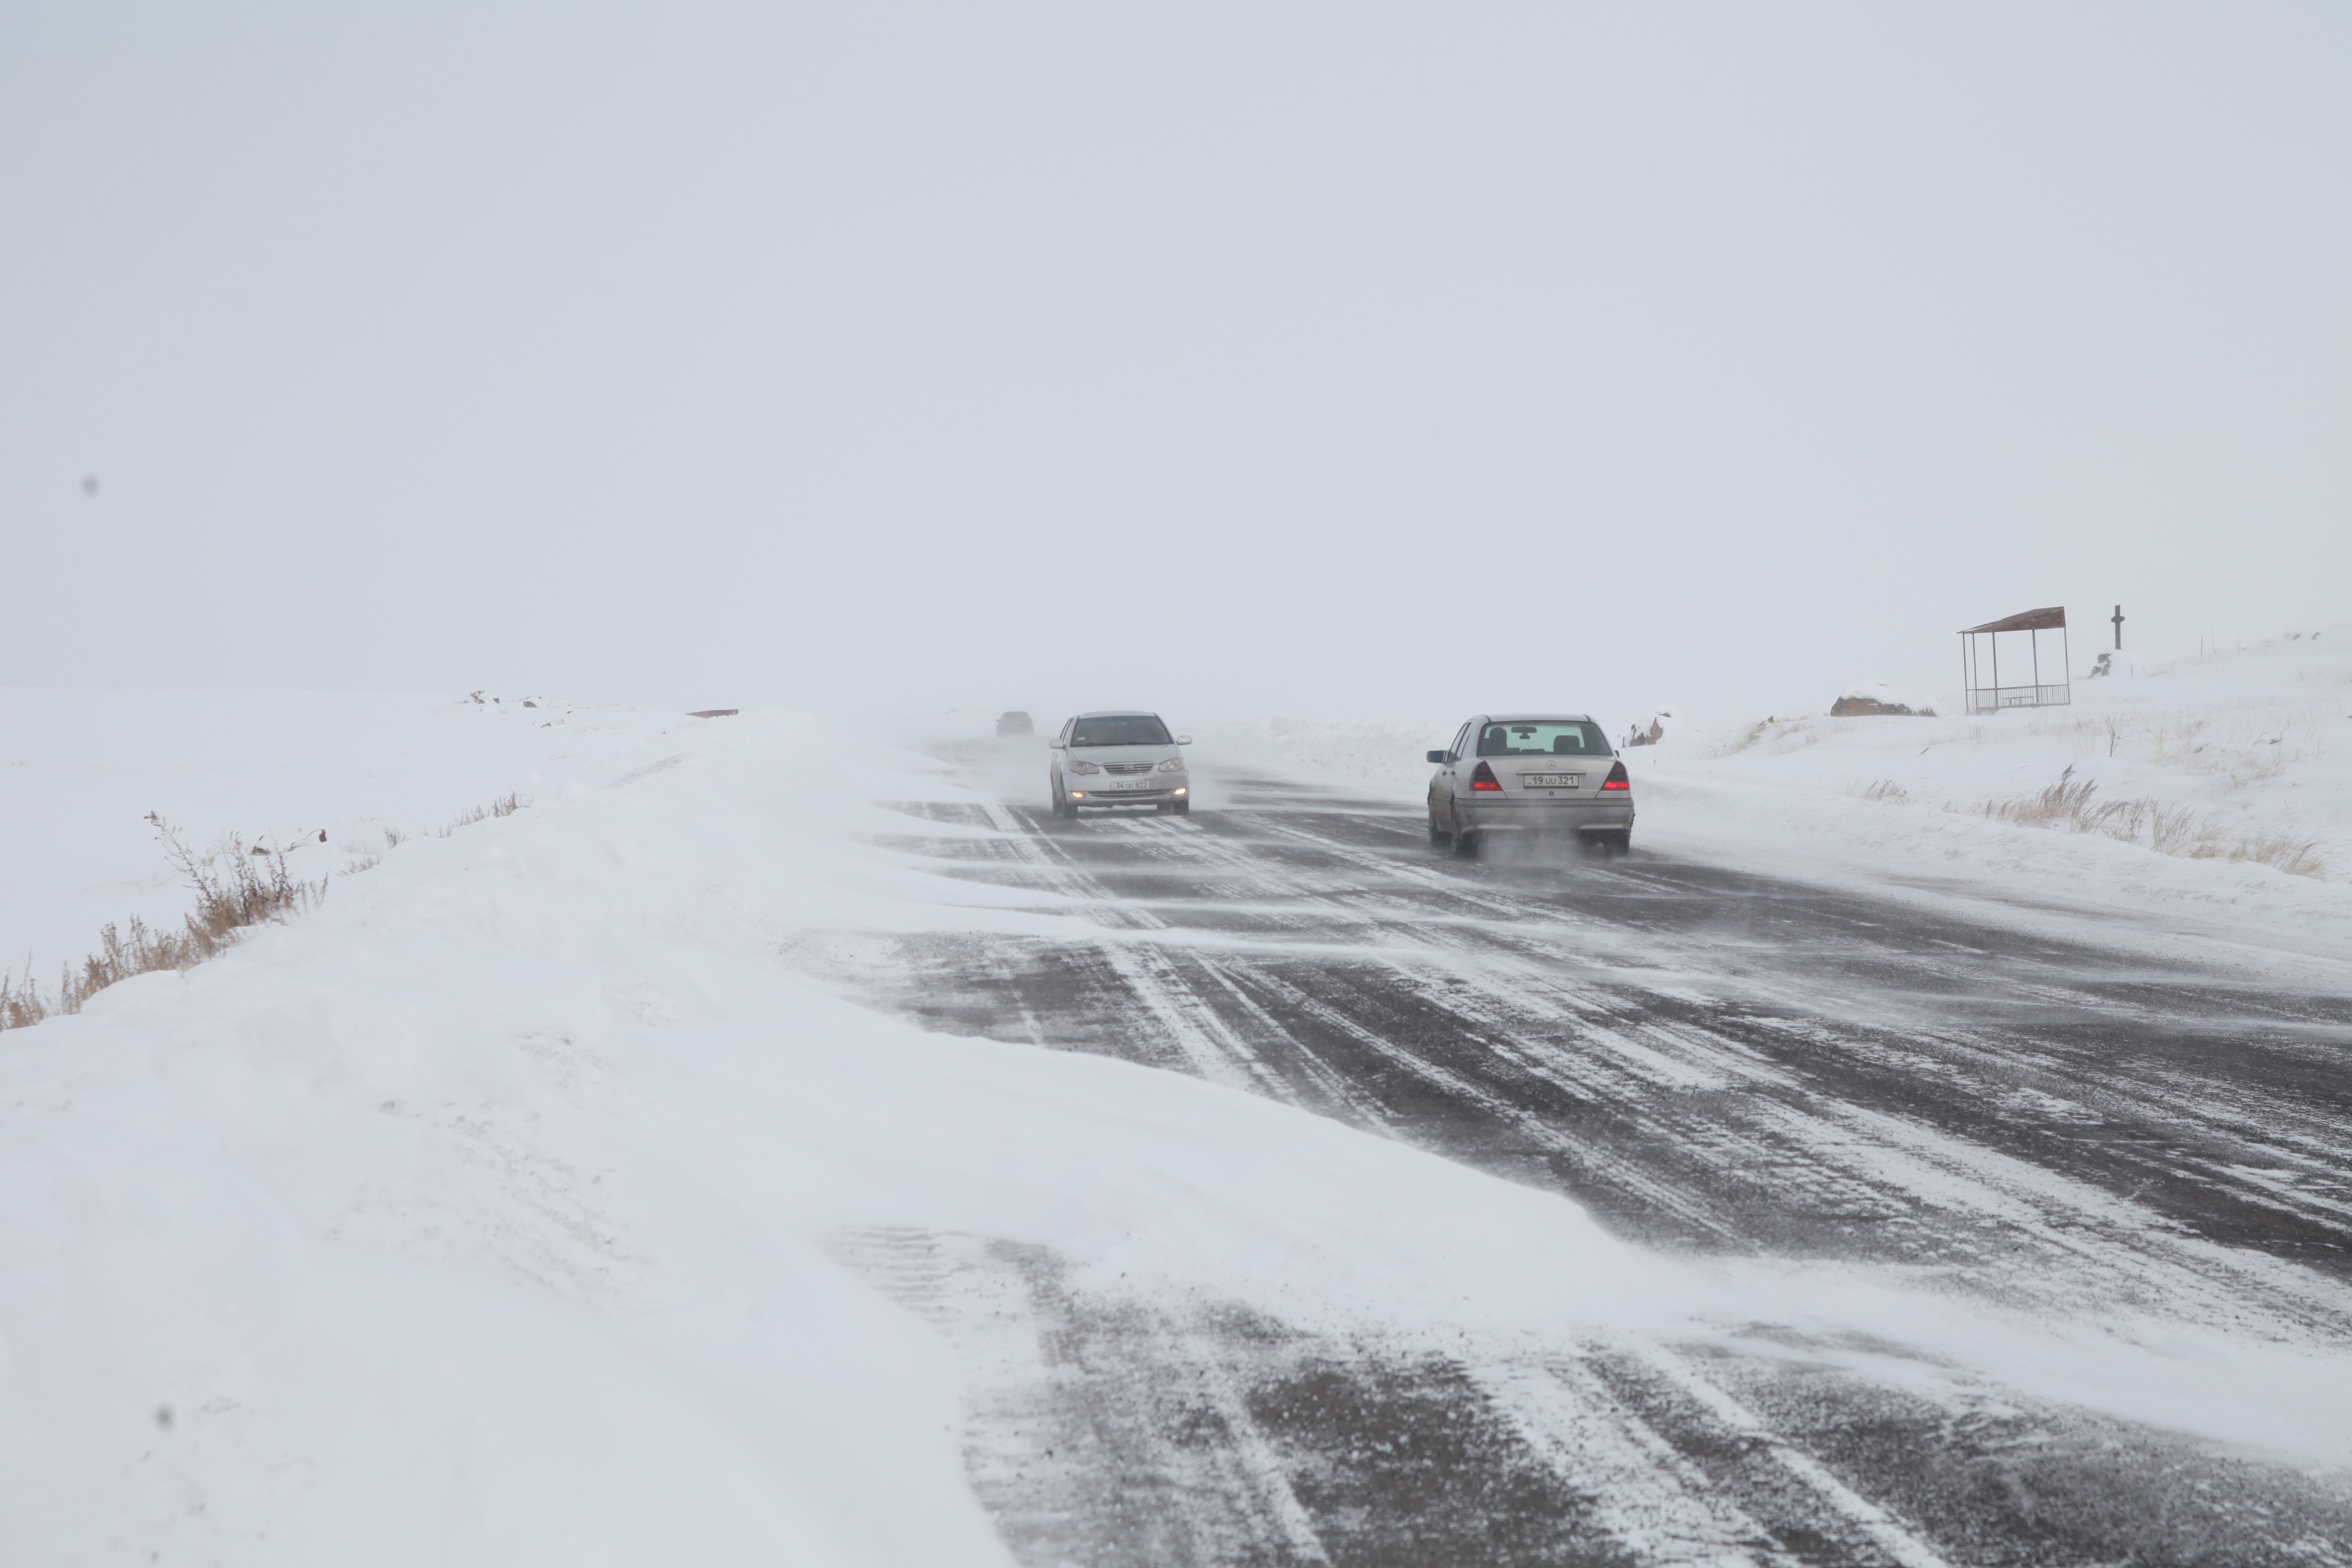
1194 628 2352 967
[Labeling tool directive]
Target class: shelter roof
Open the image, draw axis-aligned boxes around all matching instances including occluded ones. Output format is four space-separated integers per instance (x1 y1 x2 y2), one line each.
1961 606 2066 634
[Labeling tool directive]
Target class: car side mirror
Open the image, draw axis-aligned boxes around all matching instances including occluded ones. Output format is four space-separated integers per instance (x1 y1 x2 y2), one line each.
1426 750 1447 764
1050 740 1065 749
1176 736 1191 745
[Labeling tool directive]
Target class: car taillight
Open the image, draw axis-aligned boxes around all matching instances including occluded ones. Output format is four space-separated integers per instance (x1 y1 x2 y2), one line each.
1601 761 1630 791
1470 761 1503 792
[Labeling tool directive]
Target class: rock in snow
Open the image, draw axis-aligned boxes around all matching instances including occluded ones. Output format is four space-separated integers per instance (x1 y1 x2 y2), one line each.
1831 680 1936 717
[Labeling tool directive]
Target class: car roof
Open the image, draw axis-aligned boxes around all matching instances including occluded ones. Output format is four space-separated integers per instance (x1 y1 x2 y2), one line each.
1475 713 1594 723
1073 709 1163 719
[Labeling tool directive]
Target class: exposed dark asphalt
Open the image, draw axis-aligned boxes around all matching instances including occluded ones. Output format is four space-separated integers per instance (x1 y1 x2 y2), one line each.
802 753 2352 1567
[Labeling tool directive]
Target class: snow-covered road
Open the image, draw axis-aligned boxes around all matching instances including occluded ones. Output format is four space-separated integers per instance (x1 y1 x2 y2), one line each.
797 743 2352 1566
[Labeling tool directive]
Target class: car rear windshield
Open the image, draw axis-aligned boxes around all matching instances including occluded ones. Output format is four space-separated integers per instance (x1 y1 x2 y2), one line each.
1071 715 1173 747
1478 721 1609 758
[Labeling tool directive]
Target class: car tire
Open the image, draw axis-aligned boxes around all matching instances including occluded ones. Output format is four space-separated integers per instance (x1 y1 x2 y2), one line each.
1453 828 1481 860
1429 816 1452 849
1171 798 1190 816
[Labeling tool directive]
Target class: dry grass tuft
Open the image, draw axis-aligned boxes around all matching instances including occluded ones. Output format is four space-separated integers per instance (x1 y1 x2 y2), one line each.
1852 779 1910 803
1979 767 2102 826
1717 720 1772 757
1719 719 1825 757
1974 769 2332 880
2 815 326 1033
4 790 536 1032
2146 804 2197 856
2232 832 2333 879
431 792 527 839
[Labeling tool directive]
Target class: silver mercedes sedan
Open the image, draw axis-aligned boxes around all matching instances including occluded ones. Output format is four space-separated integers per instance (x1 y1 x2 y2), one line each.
1426 714 1632 856
1050 710 1192 817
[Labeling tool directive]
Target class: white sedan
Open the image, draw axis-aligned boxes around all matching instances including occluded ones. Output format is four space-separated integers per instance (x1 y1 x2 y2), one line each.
1049 711 1191 817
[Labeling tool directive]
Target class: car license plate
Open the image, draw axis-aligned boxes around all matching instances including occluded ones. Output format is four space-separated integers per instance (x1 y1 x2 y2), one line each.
1103 779 1150 791
1520 773 1581 788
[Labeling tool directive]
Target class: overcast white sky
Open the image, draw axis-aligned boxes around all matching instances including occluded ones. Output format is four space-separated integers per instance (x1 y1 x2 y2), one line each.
4 4 2346 729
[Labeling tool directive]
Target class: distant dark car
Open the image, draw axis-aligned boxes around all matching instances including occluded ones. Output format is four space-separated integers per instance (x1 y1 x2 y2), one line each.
995 711 1034 738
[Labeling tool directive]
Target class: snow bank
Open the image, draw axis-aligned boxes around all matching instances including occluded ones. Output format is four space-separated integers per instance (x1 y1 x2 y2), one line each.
0 688 671 983
1634 628 2352 967
1179 629 2352 970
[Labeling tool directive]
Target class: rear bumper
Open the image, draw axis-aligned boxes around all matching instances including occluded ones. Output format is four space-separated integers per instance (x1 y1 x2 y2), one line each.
1459 797 1633 834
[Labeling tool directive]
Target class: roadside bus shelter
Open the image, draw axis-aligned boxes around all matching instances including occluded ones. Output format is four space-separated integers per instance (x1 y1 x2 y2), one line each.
1960 606 2071 714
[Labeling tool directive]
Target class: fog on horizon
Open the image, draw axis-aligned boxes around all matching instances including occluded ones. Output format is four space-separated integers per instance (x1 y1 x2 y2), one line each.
4 4 2346 733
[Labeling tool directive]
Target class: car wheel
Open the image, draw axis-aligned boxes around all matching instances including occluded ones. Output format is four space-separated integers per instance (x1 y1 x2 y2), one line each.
1171 798 1190 815
1429 816 1452 849
1453 828 1481 860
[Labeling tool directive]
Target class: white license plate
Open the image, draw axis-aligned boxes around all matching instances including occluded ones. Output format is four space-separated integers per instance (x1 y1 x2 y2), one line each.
1519 773 1581 788
1101 779 1152 790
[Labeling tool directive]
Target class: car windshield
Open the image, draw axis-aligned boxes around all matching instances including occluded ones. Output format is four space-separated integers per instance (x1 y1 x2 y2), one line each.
1478 721 1609 758
1071 715 1173 748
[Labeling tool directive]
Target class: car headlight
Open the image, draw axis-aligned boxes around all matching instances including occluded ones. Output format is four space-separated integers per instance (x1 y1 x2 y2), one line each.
1157 757 1185 772
1069 760 1102 775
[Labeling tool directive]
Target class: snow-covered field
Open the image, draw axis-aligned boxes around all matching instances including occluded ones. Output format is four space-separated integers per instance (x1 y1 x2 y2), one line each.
1194 627 2352 972
4 661 2350 1562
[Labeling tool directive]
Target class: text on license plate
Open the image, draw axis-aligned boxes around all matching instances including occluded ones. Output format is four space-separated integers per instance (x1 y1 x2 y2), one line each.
1102 779 1152 790
1519 773 1581 788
